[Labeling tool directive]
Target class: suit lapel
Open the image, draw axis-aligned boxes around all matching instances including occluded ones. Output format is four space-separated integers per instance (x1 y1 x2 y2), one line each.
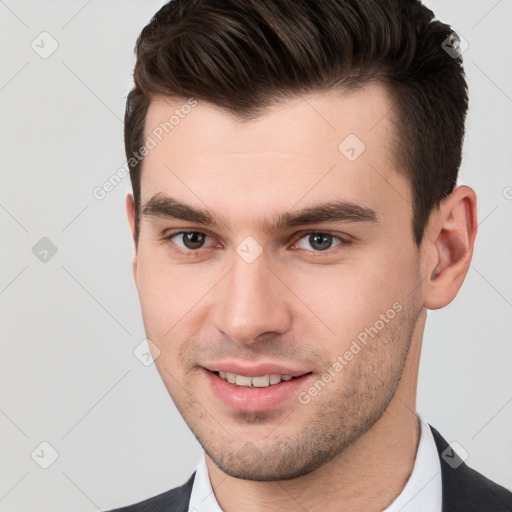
428 424 511 512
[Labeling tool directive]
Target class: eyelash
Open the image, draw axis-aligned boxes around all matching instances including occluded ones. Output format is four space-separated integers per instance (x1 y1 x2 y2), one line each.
161 230 352 257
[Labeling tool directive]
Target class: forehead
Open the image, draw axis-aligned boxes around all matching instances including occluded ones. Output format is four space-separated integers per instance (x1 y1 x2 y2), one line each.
144 85 397 158
140 85 410 228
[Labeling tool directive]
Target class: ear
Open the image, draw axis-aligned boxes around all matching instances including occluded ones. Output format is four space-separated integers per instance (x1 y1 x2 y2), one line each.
422 185 478 310
126 192 138 283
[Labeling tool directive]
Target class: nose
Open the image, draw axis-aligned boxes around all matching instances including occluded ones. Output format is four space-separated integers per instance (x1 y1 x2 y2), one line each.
211 251 293 346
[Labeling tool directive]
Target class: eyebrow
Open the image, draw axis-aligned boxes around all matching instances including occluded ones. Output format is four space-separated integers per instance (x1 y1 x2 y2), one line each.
141 193 378 233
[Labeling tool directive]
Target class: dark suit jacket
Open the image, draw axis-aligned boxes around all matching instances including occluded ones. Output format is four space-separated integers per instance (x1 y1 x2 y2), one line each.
107 425 512 511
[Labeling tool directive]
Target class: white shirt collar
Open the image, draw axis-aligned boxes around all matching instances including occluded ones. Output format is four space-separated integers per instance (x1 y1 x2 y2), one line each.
189 413 442 512
381 413 442 512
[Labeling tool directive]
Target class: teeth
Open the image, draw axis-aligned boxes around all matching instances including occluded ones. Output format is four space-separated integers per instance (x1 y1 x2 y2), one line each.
269 374 282 385
225 372 237 384
235 375 252 386
217 371 296 387
252 375 270 387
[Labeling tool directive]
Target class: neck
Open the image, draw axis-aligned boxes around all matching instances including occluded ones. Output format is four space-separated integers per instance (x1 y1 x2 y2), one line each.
206 333 423 512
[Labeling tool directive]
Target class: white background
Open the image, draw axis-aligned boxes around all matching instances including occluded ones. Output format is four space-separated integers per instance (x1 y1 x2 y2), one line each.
0 1 511 510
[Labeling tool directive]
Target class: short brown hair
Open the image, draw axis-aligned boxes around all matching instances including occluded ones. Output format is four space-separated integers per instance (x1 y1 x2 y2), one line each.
125 0 468 247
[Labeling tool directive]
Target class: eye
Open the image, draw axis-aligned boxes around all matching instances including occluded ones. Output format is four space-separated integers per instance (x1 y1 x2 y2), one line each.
295 232 346 252
165 231 214 251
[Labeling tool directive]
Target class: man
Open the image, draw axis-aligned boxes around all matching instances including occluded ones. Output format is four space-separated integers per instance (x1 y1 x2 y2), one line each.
110 0 512 510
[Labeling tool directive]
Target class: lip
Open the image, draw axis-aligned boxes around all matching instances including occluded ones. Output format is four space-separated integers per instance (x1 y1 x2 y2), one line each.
203 367 314 413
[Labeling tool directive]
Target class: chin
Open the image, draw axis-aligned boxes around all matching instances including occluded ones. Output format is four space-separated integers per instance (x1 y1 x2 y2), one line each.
202 437 342 482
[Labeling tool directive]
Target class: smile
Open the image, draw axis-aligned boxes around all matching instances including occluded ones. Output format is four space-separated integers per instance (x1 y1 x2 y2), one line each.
216 370 295 388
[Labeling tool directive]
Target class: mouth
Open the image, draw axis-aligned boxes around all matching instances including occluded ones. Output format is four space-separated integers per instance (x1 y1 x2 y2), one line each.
203 367 314 413
214 370 300 388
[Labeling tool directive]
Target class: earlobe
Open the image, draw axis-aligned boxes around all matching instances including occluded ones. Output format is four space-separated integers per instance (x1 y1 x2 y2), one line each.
423 185 477 310
126 193 138 282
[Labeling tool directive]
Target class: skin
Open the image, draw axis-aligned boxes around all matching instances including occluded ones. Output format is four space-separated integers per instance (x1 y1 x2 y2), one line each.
126 84 477 512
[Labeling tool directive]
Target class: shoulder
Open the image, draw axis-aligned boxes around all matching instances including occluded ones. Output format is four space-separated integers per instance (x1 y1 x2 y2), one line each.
429 424 512 512
105 472 195 512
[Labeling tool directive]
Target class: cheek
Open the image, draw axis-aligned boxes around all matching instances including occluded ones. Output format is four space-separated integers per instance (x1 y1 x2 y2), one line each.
135 245 223 339
286 251 418 347
135 245 186 334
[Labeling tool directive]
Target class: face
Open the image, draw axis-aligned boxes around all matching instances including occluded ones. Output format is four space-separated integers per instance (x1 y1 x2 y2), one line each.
128 85 426 481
